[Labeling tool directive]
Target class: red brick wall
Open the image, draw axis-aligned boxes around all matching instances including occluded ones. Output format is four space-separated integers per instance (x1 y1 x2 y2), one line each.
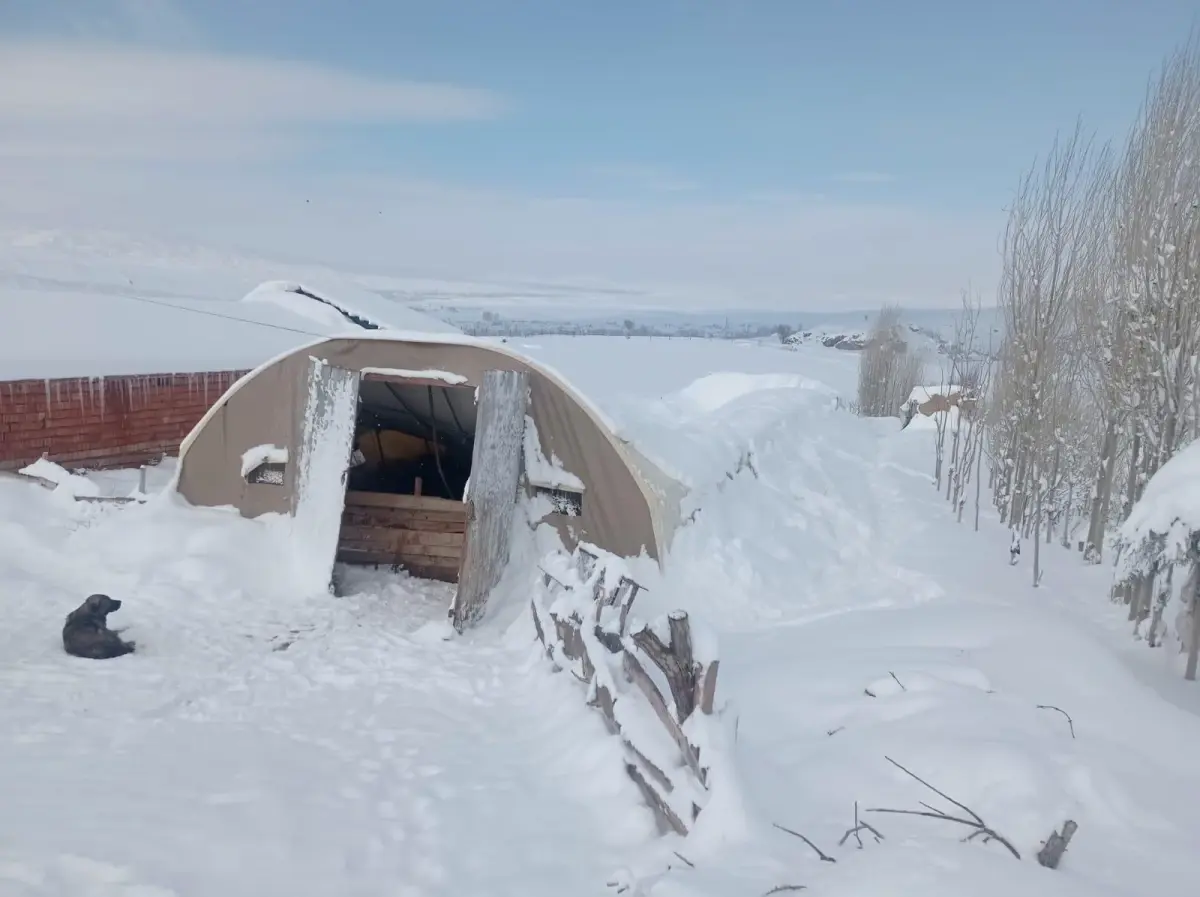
0 370 248 471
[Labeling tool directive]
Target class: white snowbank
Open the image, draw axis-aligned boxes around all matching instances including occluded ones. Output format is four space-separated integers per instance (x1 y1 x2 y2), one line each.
902 405 963 434
1116 438 1200 577
0 478 651 895
17 457 100 498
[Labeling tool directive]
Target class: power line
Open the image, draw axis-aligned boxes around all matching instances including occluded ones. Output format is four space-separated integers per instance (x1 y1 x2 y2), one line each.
116 291 328 339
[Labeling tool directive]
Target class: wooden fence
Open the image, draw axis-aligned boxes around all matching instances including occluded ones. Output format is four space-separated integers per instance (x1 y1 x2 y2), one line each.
530 543 720 836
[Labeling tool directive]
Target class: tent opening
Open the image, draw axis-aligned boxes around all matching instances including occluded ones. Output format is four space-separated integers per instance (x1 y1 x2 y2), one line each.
335 375 475 583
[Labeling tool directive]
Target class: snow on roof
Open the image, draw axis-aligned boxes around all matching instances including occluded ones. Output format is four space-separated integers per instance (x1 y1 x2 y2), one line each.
1115 439 1200 578
0 279 459 381
906 384 965 405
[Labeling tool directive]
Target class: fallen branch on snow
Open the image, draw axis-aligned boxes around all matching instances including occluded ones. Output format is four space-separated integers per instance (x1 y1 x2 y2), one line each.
772 822 836 863
866 756 1021 860
1035 704 1076 739
838 800 885 849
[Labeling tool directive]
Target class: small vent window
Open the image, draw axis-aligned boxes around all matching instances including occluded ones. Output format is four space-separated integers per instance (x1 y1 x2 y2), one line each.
246 462 286 486
536 485 583 517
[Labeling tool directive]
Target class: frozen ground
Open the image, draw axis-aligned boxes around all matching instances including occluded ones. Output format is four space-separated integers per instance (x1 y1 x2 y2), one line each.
2 335 1198 896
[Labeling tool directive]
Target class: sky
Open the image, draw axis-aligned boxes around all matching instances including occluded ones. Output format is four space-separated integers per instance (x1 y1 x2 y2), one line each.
0 0 1196 310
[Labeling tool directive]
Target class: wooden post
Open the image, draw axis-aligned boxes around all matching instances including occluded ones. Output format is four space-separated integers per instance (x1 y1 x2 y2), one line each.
1036 819 1078 869
450 370 530 631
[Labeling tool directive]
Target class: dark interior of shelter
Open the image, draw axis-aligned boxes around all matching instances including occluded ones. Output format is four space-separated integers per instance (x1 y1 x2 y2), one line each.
348 379 477 501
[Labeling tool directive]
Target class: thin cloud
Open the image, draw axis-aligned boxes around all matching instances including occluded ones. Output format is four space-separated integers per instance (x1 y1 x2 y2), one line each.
0 159 1001 309
0 40 508 160
589 165 700 194
831 171 896 184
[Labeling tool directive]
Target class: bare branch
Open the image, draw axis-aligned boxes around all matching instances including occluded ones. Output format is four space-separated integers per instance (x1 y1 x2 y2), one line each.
1035 704 1077 739
838 800 885 849
772 823 837 863
867 756 1022 860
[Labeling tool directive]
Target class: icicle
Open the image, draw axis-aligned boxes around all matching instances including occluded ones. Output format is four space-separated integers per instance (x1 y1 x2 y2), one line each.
98 376 106 419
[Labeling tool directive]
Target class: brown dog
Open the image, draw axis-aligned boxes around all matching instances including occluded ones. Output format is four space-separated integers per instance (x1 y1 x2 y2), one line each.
62 594 136 659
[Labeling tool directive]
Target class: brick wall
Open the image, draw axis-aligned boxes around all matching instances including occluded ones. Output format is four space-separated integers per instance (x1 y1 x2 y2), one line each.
0 370 248 471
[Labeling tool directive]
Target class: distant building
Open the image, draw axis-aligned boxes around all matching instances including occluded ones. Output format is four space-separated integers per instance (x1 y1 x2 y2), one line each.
901 385 978 427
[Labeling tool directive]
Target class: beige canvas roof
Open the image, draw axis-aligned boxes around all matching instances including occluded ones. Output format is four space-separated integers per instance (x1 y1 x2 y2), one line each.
174 332 685 563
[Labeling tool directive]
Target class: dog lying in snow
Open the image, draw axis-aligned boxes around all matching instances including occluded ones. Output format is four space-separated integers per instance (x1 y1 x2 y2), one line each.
62 594 136 659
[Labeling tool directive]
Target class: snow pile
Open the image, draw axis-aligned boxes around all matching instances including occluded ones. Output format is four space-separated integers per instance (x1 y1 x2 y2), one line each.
906 384 964 405
240 444 289 479
1115 438 1200 579
16 458 101 499
785 328 871 351
902 404 963 434
241 280 461 336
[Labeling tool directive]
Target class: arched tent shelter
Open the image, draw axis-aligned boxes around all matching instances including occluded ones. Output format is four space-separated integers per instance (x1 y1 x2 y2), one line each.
174 332 685 626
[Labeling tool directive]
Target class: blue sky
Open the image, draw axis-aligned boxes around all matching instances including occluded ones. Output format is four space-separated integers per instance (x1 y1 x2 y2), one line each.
0 0 1195 308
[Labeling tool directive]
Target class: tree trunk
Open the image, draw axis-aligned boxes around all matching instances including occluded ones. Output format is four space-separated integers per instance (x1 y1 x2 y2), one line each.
1149 566 1173 648
1186 562 1200 682
1085 418 1118 563
947 422 962 502
974 433 984 532
1061 478 1074 549
1033 464 1043 587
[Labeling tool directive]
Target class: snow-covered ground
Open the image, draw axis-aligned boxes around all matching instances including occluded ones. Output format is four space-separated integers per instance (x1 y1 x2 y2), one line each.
2 335 1198 897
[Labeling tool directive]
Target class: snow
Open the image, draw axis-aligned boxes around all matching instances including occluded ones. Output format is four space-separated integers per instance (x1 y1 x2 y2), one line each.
1115 438 1200 578
3 331 1200 896
239 444 289 479
16 458 101 499
358 367 468 385
0 274 459 381
290 359 362 596
523 415 586 491
906 384 964 406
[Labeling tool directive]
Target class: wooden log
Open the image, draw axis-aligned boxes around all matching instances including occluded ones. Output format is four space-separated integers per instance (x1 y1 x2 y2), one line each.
1036 820 1078 869
576 545 599 581
631 623 697 725
345 491 465 513
622 649 705 784
624 762 688 836
451 369 530 632
695 659 720 715
531 598 549 649
667 612 697 721
614 577 642 635
340 509 467 532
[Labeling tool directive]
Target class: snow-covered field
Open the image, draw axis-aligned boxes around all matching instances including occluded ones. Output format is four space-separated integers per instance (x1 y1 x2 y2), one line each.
2 334 1198 897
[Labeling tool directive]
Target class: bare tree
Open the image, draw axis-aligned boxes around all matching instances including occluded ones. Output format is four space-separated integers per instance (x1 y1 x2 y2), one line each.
857 305 924 419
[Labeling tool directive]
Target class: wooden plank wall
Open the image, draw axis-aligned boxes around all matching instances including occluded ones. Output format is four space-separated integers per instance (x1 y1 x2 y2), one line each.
336 491 466 582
